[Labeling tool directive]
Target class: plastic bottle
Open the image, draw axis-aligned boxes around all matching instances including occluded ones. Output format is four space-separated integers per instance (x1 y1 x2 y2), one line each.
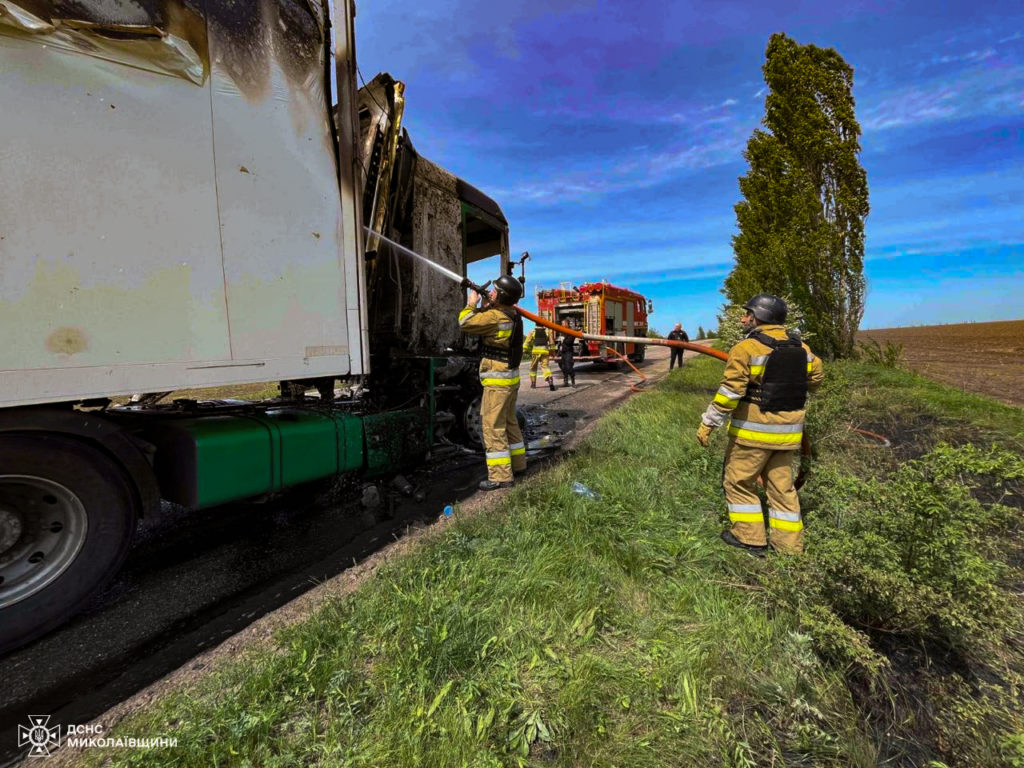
571 482 600 500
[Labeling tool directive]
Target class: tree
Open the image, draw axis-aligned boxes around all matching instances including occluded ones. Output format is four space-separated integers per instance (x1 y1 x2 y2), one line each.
696 325 706 340
725 33 869 359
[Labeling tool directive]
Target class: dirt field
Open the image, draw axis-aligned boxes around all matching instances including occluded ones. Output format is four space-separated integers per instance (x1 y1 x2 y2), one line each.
858 320 1024 407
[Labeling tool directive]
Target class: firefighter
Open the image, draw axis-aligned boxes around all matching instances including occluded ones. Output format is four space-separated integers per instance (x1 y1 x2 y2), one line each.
696 294 824 555
459 275 527 490
523 324 557 391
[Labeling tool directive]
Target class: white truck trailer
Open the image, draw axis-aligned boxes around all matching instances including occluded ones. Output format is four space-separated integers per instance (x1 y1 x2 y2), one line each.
0 0 511 653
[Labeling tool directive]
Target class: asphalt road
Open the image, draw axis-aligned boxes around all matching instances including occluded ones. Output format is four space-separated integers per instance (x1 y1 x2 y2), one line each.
0 345 685 766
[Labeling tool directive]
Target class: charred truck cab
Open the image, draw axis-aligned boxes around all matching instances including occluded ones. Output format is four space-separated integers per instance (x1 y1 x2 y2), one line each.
536 282 653 364
0 1 508 653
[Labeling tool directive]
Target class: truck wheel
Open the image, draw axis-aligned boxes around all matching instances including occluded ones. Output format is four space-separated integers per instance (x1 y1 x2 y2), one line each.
0 435 138 655
462 396 484 448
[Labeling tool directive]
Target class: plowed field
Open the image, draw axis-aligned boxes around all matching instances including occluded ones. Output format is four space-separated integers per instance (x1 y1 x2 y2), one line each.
858 320 1024 407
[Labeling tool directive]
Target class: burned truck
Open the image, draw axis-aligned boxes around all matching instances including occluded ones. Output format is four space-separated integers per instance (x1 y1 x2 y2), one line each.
0 0 507 652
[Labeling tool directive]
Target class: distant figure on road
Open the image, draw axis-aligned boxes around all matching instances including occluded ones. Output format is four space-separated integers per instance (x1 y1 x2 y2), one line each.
667 323 689 369
696 294 824 555
556 334 576 388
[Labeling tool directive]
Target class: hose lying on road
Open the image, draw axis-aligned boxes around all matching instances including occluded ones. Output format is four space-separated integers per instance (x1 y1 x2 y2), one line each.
601 346 648 393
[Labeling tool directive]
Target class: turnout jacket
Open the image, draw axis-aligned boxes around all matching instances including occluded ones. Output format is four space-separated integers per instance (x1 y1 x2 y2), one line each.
523 329 553 356
702 324 824 450
459 303 521 388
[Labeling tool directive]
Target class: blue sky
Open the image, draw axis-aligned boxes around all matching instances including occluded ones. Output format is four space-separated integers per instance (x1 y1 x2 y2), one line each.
355 0 1023 333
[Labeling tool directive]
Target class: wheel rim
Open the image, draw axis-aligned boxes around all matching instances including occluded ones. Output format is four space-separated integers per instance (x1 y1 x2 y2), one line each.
0 475 89 609
462 396 484 448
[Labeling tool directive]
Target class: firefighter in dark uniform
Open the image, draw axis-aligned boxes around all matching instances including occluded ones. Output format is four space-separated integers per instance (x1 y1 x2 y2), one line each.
696 295 824 554
556 333 576 387
458 275 527 490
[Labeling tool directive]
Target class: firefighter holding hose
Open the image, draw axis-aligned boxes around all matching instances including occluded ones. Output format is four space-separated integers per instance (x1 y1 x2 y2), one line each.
459 275 528 490
697 295 824 555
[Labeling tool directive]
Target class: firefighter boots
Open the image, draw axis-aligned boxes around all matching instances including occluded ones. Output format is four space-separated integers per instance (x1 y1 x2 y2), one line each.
546 376 556 391
720 530 767 557
530 379 536 389
479 479 513 491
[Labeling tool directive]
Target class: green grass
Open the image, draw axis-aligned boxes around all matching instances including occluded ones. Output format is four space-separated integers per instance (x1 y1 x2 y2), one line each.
86 359 1023 768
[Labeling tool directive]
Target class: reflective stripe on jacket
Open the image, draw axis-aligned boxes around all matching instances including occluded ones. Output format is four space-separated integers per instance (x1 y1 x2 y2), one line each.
702 324 824 450
523 330 553 355
459 304 520 386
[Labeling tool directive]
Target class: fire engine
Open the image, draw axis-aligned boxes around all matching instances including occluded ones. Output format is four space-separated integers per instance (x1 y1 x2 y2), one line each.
535 282 653 364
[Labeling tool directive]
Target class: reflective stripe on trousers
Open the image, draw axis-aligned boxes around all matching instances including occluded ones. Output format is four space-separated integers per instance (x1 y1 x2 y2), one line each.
486 450 511 467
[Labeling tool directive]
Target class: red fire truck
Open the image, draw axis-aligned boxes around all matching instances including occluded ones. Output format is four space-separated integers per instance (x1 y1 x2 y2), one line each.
535 281 653 364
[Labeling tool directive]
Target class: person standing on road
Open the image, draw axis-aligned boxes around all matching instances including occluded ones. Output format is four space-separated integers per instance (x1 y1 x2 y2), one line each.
696 295 824 555
556 333 576 387
667 322 689 369
524 324 557 391
459 276 527 490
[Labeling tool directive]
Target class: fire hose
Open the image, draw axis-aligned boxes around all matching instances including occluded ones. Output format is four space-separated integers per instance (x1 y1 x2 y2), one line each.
365 228 888 488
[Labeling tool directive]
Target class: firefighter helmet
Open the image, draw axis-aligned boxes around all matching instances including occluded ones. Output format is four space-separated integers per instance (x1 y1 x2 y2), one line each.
494 274 524 305
742 294 787 324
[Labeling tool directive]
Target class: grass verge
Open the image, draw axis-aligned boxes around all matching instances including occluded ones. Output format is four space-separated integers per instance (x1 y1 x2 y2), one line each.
81 359 1023 767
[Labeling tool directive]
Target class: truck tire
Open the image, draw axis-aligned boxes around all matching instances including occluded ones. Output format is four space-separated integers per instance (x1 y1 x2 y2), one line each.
0 435 138 655
460 396 528 450
462 396 484 448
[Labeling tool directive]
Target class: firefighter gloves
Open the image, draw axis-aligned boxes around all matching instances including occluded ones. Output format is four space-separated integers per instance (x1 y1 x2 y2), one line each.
697 423 714 447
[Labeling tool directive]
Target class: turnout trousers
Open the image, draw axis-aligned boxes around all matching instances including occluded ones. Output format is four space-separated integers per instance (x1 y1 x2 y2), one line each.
481 383 526 482
529 351 552 383
722 439 803 554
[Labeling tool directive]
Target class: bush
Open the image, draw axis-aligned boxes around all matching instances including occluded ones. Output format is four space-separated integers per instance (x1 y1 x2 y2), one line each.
778 444 1022 660
855 339 904 368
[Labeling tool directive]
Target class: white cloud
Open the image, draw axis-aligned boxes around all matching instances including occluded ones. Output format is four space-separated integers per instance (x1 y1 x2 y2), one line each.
702 97 738 112
931 47 996 65
490 123 749 204
861 61 1024 131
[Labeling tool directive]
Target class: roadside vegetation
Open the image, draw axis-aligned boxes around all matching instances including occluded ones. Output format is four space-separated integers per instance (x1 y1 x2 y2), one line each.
85 358 1023 768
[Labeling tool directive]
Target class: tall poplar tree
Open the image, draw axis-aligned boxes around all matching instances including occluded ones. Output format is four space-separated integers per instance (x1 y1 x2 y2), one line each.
725 34 869 359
